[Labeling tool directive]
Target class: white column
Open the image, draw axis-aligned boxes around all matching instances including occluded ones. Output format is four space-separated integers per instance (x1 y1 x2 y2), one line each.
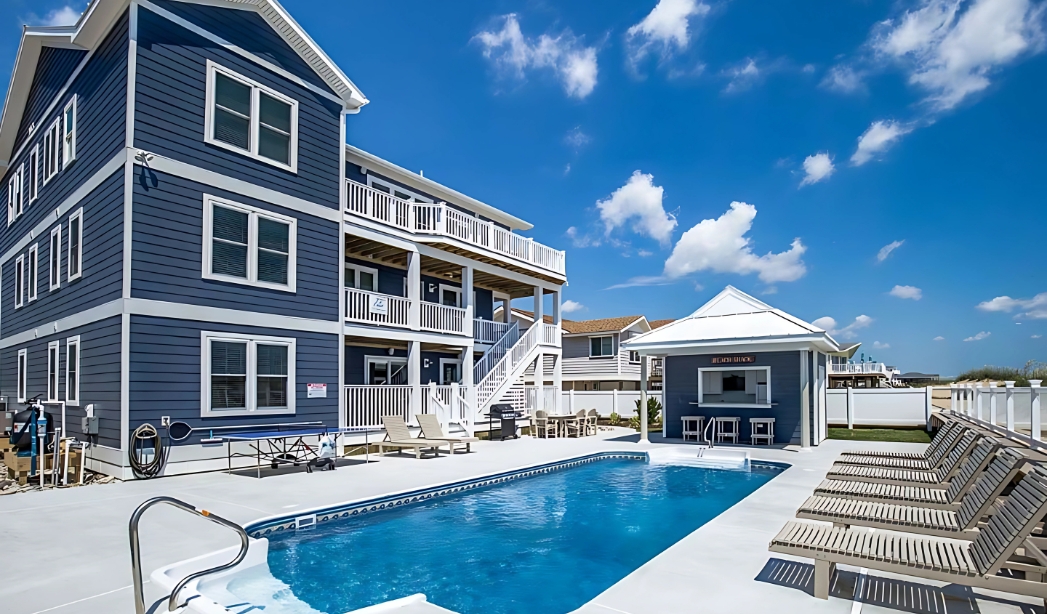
612 388 618 418
661 355 669 439
975 384 984 420
502 298 511 323
534 287 544 323
552 288 562 326
846 385 854 429
569 388 575 414
639 354 650 444
1005 380 1016 432
407 251 421 331
966 384 974 417
924 386 933 432
462 265 474 327
800 350 811 449
950 385 957 413
552 353 562 414
408 340 421 421
1031 380 1042 442
533 354 544 414
988 382 998 425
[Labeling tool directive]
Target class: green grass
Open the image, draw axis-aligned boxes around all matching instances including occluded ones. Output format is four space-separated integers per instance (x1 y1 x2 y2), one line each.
827 427 932 444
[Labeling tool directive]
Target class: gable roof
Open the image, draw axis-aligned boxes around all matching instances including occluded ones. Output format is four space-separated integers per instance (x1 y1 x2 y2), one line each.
504 309 646 335
0 0 368 170
623 286 842 354
649 319 675 329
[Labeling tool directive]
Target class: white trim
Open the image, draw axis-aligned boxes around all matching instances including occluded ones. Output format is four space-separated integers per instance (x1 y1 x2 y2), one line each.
589 335 614 358
201 330 296 417
204 60 299 173
65 334 80 406
366 175 433 203
17 348 28 403
67 207 83 281
27 243 38 302
438 357 462 385
14 254 24 308
202 194 298 292
47 340 60 402
696 365 772 408
125 1 138 150
43 117 60 185
344 262 377 291
363 355 407 385
27 145 39 204
0 299 122 350
437 283 462 308
62 95 77 168
7 164 24 225
49 225 62 291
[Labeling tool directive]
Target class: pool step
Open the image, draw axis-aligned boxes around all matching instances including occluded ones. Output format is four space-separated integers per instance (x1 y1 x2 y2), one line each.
347 594 457 613
647 446 751 471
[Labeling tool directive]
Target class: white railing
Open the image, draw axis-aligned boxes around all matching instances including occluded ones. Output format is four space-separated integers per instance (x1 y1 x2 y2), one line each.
344 385 413 427
344 288 411 328
420 302 467 335
474 319 514 344
421 384 453 415
476 321 542 409
425 382 474 436
346 180 566 276
540 323 561 347
474 322 520 383
829 362 889 375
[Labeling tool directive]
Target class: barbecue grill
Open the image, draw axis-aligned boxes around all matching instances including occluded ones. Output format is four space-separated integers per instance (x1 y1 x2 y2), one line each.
487 404 523 441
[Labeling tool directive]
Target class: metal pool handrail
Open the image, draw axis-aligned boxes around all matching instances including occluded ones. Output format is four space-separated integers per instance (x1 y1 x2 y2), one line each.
129 496 250 614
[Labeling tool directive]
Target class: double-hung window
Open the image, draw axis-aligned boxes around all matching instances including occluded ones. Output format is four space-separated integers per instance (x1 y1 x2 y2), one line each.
17 349 28 403
697 367 771 407
27 244 38 302
43 118 60 183
7 165 23 225
66 336 80 405
28 146 39 203
589 336 614 358
205 62 298 171
49 226 61 290
14 254 25 308
345 262 377 292
62 96 77 168
202 332 295 417
47 341 60 402
67 208 83 281
204 196 296 291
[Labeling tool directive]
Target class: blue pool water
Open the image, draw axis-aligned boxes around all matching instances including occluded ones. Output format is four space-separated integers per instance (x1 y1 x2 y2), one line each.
263 458 783 613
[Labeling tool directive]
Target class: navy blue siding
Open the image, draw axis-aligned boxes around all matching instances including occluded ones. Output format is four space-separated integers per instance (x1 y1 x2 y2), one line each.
1 12 127 255
344 344 468 386
14 46 89 146
134 6 343 207
663 352 801 444
0 316 122 448
1 169 124 337
131 168 339 319
149 0 335 94
345 256 494 320
129 315 339 444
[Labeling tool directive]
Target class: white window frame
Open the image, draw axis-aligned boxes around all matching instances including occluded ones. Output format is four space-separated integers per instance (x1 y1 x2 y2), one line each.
28 145 39 204
437 284 462 308
201 331 296 417
47 341 60 402
17 348 28 403
7 164 23 226
365 176 433 203
203 61 299 172
49 226 61 291
62 96 77 168
696 366 772 409
439 358 462 385
43 118 60 184
364 355 407 385
345 263 378 291
14 254 25 308
27 243 38 302
629 350 640 364
202 195 297 292
65 335 81 406
67 207 83 282
589 335 614 358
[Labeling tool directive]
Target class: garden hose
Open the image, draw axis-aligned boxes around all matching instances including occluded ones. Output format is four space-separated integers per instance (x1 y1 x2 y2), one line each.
129 423 168 479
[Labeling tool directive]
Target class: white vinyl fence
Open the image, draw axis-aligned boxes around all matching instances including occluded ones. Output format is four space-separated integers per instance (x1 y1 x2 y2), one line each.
561 390 664 417
827 387 933 428
948 382 1044 439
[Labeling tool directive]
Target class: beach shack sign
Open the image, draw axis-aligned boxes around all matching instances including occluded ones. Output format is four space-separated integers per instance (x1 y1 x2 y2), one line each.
710 356 756 364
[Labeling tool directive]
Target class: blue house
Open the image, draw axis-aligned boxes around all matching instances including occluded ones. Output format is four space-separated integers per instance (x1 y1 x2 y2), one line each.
0 0 567 478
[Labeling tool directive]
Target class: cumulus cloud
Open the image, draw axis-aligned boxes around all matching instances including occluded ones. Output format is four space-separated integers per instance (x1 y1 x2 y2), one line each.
852 120 914 165
873 341 891 349
722 58 761 92
29 5 82 27
821 65 866 93
1034 334 1043 339
799 152 835 187
873 0 1046 111
964 331 991 341
663 202 807 284
813 315 874 340
890 285 923 300
565 226 600 248
563 126 591 150
877 239 905 262
561 300 585 314
474 14 599 99
934 335 946 341
626 0 710 70
597 171 678 245
976 292 1047 319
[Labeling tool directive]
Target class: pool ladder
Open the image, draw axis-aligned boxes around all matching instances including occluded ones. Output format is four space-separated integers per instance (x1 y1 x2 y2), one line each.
129 496 250 614
700 418 718 450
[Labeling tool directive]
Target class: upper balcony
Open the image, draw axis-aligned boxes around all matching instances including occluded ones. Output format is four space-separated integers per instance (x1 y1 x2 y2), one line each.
345 180 566 281
829 362 890 376
345 287 516 343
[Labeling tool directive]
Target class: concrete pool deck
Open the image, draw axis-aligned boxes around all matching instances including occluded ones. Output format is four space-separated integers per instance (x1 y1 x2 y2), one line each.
1 429 1042 614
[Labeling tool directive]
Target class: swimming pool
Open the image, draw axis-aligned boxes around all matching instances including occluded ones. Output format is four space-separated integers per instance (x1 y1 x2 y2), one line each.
228 454 784 614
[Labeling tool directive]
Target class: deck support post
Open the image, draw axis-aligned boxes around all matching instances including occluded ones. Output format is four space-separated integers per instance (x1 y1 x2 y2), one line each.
814 559 835 599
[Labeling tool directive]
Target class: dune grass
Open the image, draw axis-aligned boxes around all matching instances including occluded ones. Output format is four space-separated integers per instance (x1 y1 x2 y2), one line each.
954 361 1047 387
827 427 932 444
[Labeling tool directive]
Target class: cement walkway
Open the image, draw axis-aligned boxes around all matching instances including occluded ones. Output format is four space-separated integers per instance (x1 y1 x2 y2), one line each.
1 430 1042 614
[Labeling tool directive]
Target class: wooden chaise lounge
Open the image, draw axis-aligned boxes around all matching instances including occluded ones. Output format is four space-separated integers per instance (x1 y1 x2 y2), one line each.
377 416 453 459
835 422 967 470
837 420 962 463
825 431 980 486
416 413 479 454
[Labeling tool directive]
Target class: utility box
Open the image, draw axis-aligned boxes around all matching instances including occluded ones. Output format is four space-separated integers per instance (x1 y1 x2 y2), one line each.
81 416 99 436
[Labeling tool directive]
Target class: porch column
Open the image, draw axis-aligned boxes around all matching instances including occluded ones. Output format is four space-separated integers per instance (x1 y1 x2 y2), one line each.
639 354 650 444
462 344 475 436
408 340 421 420
800 350 811 449
502 298 511 323
552 288 562 326
462 265 474 327
407 251 421 331
534 287 544 324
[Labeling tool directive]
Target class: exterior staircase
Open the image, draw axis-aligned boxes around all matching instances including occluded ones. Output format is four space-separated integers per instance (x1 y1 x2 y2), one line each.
475 321 558 414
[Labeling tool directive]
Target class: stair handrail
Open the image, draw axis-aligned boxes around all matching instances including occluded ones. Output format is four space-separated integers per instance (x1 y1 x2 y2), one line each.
476 321 542 408
130 496 249 614
702 417 717 448
473 321 519 382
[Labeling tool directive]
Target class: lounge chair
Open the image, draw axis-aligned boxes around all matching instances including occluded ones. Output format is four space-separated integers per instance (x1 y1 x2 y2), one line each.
813 438 1004 509
835 422 968 469
825 430 979 486
838 420 962 462
415 414 479 454
376 416 452 459
795 447 1028 539
769 464 1047 603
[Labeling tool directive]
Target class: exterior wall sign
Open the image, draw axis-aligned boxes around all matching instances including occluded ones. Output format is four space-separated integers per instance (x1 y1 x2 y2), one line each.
369 294 388 315
307 383 327 398
710 356 756 364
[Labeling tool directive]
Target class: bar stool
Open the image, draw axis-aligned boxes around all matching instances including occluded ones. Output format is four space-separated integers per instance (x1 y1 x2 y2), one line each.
750 417 775 445
714 417 741 444
681 416 705 441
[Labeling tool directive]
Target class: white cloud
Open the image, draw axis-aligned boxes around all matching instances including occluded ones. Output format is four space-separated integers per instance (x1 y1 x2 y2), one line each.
626 0 711 69
637 249 653 257
851 120 914 165
565 226 600 248
934 335 945 341
564 126 591 149
561 300 585 314
799 152 835 187
30 5 82 27
821 64 865 93
1034 334 1043 339
873 341 891 349
877 239 905 262
663 202 807 284
890 284 923 300
597 171 678 245
474 14 599 99
813 315 874 340
723 58 761 92
762 286 778 295
606 275 673 290
964 331 991 341
873 0 1046 111
802 63 817 74
563 163 572 175
976 292 1047 319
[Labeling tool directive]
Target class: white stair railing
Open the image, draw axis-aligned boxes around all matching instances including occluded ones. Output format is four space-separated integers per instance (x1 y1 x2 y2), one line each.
475 322 544 411
473 322 519 383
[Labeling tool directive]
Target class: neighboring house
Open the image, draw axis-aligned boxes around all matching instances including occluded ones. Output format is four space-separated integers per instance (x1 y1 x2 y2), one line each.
0 0 565 478
827 343 894 389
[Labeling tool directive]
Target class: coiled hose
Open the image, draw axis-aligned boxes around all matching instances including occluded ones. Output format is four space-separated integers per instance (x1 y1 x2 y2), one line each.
129 423 168 479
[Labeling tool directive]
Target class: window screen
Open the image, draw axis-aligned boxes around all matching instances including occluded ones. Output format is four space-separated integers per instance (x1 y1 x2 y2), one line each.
256 344 288 408
211 341 248 410
213 73 251 150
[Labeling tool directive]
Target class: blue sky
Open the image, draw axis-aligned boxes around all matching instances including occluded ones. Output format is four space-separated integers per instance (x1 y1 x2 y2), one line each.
3 0 1045 376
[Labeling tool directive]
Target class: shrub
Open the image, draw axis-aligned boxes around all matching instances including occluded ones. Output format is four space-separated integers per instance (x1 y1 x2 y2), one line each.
955 360 1047 387
628 416 641 431
608 412 621 426
634 396 662 424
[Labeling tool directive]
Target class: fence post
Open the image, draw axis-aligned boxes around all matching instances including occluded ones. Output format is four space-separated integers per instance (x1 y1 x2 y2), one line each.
846 386 854 429
988 382 998 425
1031 380 1043 442
965 384 973 416
569 389 575 415
925 386 933 432
950 385 957 413
449 382 459 430
612 389 618 419
975 384 984 420
1004 381 1016 432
